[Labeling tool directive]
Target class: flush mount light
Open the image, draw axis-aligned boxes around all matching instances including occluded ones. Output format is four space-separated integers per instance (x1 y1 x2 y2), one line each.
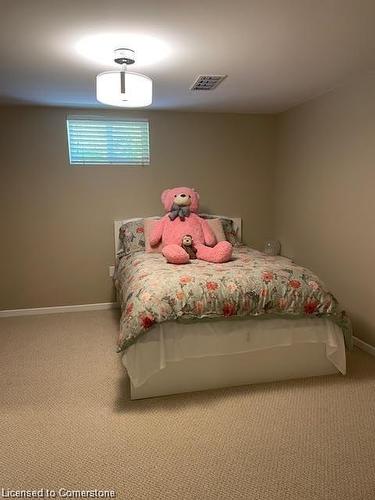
76 33 170 67
96 48 152 107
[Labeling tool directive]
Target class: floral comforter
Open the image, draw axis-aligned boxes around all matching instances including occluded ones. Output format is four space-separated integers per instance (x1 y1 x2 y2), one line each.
115 246 352 352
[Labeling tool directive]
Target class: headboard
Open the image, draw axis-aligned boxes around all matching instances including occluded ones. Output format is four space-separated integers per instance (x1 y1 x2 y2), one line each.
114 215 242 258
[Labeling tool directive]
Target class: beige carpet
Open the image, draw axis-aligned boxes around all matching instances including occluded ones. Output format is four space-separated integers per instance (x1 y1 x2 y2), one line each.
0 311 374 500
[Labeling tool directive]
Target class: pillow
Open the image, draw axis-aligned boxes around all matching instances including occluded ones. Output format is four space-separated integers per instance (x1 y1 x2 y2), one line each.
200 215 241 246
206 218 226 243
144 218 163 253
220 218 241 246
118 219 145 256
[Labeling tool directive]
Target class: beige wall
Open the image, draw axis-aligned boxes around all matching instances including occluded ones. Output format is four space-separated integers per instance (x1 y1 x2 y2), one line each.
275 74 375 346
2 82 374 347
0 106 276 309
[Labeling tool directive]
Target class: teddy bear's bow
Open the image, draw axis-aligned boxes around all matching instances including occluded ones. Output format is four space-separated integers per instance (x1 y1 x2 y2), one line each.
168 205 191 221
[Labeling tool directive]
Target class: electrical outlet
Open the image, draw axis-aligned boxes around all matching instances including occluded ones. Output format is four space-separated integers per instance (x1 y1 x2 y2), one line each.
109 266 115 277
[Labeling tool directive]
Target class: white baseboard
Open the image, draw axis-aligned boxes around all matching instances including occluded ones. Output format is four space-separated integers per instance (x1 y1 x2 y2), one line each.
353 336 375 357
0 302 120 318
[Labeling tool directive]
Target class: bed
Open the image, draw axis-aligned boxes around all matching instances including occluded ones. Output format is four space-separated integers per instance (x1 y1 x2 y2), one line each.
114 217 352 399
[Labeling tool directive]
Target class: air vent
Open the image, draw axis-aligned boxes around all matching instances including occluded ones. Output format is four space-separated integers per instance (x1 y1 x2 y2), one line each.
190 75 227 91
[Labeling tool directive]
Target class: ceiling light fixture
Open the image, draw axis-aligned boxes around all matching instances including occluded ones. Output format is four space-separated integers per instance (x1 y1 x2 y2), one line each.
96 48 152 107
76 34 169 67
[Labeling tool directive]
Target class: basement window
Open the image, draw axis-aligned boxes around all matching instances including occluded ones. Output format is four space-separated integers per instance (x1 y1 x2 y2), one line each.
66 117 150 166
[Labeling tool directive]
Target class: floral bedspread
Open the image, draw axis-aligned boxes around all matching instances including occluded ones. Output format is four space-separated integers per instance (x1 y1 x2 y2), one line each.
115 246 352 352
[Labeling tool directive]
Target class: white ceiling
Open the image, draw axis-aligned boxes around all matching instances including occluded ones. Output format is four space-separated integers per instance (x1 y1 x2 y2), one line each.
0 0 374 113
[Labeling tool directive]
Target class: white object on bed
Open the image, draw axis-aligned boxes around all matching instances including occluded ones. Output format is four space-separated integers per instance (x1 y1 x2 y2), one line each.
122 317 346 399
113 215 242 258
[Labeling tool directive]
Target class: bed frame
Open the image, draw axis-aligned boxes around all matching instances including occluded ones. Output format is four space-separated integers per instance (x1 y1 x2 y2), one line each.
129 342 339 399
114 216 343 400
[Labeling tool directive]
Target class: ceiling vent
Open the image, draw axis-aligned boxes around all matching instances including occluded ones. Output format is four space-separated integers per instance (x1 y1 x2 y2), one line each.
190 75 227 91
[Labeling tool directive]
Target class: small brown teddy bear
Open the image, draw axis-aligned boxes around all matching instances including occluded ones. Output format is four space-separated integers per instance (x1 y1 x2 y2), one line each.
181 235 197 260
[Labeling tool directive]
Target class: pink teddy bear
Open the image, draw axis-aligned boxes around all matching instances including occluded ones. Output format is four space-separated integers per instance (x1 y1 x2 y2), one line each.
150 187 233 264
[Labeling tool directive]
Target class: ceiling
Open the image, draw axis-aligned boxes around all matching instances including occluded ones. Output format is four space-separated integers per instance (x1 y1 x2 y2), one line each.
0 0 374 113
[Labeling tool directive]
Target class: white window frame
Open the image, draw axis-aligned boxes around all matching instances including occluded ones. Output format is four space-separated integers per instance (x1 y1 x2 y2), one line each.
66 115 151 167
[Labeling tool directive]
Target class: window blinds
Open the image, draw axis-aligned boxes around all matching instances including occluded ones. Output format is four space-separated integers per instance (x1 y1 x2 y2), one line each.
67 118 150 165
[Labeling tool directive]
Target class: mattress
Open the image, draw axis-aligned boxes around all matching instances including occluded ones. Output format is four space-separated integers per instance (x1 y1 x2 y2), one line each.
115 245 352 352
122 316 346 387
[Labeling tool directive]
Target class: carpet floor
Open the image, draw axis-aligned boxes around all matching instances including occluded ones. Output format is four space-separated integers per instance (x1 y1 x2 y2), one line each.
0 310 374 500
